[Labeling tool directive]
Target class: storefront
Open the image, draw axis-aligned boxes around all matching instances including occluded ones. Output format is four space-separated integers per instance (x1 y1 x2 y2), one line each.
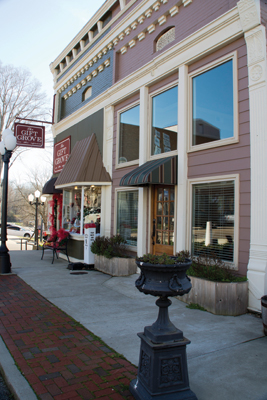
54 134 111 261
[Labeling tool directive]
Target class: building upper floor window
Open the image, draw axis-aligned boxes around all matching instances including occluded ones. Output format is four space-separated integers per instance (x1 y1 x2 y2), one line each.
118 104 140 165
151 85 178 156
156 27 175 52
192 59 234 147
83 87 92 101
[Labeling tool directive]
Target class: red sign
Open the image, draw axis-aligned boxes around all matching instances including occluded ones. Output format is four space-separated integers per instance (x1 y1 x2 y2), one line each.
53 136 71 174
14 123 45 148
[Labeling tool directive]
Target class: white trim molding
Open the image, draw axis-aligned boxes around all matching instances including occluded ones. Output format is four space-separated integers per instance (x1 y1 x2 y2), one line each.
176 65 188 253
245 24 267 312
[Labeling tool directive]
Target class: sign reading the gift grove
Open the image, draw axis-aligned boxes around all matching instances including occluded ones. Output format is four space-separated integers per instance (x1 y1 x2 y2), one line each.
14 123 45 148
53 136 71 174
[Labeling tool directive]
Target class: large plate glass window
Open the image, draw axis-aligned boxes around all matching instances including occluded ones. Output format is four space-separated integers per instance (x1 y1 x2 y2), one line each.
191 181 234 262
192 60 233 146
62 186 101 234
151 85 178 156
118 105 140 164
117 191 138 247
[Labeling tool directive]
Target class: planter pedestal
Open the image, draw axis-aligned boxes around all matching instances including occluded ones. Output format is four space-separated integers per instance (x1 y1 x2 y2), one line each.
261 295 267 335
130 259 197 400
130 297 197 400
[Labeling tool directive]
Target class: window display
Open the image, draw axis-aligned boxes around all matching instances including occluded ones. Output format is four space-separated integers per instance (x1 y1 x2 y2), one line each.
62 186 101 234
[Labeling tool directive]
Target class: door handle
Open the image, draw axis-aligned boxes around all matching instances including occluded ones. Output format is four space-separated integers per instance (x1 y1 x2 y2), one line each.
151 219 156 245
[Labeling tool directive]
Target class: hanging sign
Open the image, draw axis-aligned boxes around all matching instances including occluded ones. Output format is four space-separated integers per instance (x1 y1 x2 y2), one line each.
53 136 71 174
14 123 45 148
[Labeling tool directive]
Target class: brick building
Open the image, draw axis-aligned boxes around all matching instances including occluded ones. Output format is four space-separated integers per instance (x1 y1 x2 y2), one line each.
48 0 267 312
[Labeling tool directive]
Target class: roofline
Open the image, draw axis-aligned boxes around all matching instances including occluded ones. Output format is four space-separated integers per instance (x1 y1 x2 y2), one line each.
50 0 120 71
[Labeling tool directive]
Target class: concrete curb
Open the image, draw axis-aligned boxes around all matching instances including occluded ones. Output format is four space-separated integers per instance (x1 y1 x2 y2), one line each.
0 337 37 400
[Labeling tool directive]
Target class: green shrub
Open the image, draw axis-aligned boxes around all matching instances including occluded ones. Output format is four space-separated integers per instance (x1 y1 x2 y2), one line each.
187 252 247 282
91 235 128 259
137 253 175 265
137 252 191 265
193 241 233 262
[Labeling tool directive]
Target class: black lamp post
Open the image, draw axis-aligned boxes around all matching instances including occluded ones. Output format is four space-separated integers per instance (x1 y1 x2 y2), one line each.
0 129 17 274
28 191 46 250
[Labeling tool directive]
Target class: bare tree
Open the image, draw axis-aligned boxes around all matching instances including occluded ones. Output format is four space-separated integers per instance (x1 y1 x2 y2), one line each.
0 61 52 168
10 166 52 230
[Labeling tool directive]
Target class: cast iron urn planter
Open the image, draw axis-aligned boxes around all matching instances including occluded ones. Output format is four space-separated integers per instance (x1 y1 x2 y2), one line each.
130 256 198 400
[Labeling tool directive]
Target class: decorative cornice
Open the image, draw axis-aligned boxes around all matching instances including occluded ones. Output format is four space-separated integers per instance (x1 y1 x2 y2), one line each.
53 0 194 87
60 59 110 98
115 2 185 58
54 7 241 136
237 0 260 32
51 0 137 74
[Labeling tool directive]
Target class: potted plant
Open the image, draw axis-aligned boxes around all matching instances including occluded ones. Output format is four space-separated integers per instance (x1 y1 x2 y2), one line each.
91 235 136 276
178 251 248 316
135 252 192 297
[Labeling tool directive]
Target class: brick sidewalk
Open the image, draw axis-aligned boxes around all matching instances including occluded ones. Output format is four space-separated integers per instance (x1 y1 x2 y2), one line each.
0 275 137 400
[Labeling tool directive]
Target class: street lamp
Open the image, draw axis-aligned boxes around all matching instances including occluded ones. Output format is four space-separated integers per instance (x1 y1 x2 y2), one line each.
0 128 17 274
28 190 46 250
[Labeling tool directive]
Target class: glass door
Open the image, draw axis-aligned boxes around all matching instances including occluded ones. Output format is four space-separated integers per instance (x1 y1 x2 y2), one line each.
151 186 174 255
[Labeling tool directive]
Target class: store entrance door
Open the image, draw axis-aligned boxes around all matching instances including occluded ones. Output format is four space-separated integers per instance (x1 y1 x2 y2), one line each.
151 186 175 255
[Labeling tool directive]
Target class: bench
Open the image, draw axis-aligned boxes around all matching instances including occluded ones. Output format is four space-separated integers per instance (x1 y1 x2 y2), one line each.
41 231 70 264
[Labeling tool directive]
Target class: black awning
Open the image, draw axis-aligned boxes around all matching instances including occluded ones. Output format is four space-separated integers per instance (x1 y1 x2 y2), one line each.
120 156 177 187
42 177 62 195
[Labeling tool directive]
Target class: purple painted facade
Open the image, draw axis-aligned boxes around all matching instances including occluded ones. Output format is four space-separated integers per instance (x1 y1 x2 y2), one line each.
111 1 250 275
114 0 239 82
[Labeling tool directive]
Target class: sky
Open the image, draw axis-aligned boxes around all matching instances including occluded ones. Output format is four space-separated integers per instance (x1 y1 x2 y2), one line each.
0 0 101 184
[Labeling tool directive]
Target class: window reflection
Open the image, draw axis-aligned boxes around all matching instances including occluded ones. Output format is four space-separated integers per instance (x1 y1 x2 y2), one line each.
151 86 178 155
119 105 140 164
192 60 233 146
155 186 175 246
117 191 138 247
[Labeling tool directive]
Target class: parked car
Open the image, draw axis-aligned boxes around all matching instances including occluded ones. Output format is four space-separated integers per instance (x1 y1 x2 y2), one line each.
223 215 234 224
6 225 33 238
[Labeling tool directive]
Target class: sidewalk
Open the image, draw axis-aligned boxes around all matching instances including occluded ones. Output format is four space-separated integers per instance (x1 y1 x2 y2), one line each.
0 249 267 400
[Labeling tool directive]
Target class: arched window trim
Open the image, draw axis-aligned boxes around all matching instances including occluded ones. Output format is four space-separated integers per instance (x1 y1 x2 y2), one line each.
82 86 92 102
154 26 175 52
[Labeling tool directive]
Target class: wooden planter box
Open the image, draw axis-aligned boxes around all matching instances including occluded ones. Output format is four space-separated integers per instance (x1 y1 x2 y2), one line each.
94 255 137 277
179 276 248 316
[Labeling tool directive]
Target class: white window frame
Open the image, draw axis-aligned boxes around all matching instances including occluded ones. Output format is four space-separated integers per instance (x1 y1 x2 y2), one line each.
148 81 179 161
114 187 139 251
188 52 238 152
116 101 140 169
187 174 239 269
